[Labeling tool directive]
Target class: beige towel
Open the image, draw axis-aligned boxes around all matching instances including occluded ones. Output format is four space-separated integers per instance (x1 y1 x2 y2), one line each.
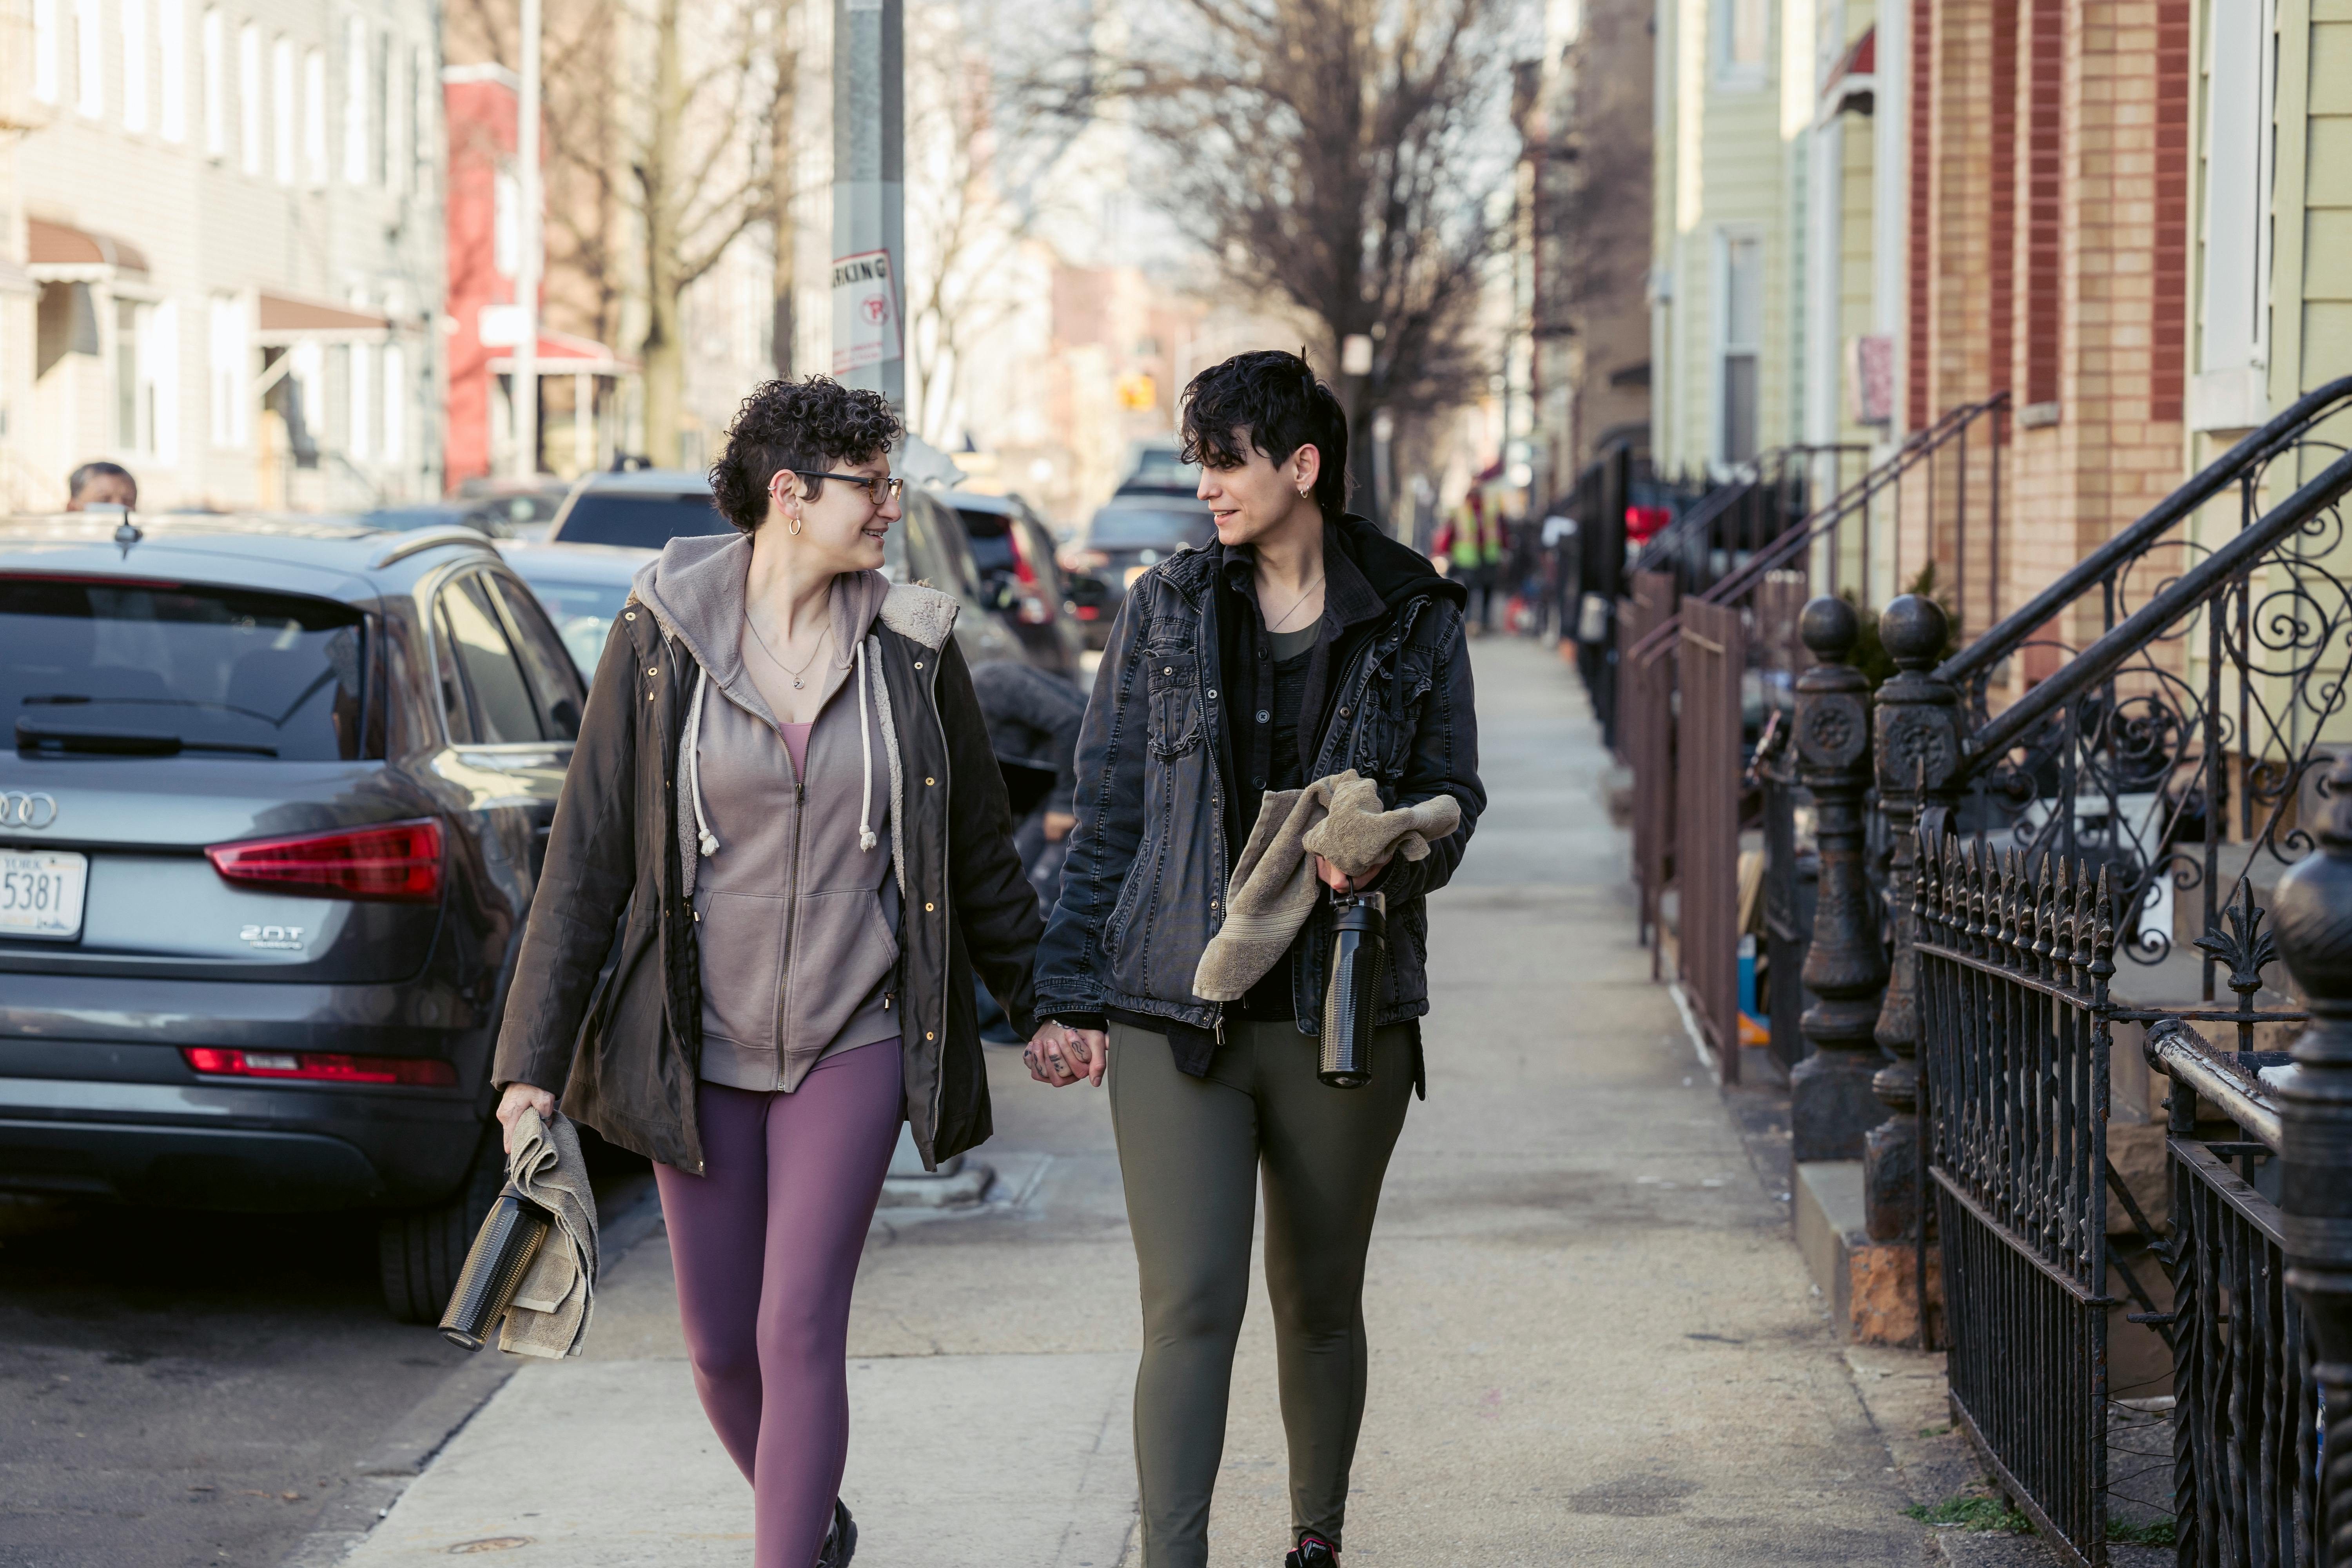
1192 769 1461 1001
497 1106 599 1359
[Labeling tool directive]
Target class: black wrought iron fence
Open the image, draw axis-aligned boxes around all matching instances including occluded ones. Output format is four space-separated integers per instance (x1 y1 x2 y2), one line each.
1916 838 2118 1562
2144 1019 2318 1568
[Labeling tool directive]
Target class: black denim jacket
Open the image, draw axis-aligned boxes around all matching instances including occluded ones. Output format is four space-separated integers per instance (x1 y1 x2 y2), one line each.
1035 515 1484 1072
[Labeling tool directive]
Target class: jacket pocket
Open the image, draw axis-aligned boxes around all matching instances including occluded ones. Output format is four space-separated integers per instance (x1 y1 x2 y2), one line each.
785 888 902 1053
694 890 786 1049
1145 651 1203 760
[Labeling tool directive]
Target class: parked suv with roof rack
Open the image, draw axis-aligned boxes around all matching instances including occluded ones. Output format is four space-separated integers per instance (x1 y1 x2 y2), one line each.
0 514 587 1321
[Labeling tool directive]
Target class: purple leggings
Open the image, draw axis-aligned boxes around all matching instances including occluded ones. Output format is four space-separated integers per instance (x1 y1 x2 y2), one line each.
654 1044 904 1568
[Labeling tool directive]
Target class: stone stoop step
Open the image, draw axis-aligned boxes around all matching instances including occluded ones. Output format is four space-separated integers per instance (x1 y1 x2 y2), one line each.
1793 1160 1938 1345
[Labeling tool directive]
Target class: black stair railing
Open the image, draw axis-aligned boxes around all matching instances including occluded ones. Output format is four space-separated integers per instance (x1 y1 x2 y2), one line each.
1857 375 2352 1565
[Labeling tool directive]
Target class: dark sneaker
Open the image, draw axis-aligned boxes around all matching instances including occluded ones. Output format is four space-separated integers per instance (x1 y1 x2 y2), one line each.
817 1498 857 1568
1285 1534 1338 1567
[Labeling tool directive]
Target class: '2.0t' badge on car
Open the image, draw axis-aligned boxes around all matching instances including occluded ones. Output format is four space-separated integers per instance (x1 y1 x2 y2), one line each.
241 924 307 951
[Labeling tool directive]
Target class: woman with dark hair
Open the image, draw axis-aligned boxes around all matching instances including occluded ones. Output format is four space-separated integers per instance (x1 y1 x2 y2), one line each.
1031 348 1485 1568
491 375 1043 1568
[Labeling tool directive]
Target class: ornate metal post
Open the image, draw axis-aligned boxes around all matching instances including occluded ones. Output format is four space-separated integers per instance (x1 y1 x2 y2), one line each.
1789 597 1891 1161
1864 595 1958 1240
2270 750 2352 1566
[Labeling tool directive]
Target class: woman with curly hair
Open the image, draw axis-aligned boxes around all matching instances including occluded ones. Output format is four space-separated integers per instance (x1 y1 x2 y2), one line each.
490 376 1044 1567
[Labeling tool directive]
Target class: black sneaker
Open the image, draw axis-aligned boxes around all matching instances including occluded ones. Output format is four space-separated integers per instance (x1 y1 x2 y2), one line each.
817 1498 857 1568
1285 1534 1338 1567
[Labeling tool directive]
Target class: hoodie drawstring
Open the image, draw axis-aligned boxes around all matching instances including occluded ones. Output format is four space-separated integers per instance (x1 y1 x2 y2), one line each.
856 640 878 852
686 667 719 858
691 644 878 858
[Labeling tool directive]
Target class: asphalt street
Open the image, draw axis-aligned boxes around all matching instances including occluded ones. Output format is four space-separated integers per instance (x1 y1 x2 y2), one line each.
0 1164 652 1568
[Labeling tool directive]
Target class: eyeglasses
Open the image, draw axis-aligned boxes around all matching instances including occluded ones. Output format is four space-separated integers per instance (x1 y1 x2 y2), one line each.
796 471 906 505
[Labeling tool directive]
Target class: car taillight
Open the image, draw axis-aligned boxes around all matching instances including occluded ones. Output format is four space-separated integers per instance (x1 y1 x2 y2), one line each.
1625 505 1673 543
181 1047 458 1086
206 819 444 902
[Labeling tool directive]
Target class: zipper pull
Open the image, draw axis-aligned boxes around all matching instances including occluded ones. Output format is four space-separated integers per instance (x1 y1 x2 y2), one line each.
1214 1006 1226 1046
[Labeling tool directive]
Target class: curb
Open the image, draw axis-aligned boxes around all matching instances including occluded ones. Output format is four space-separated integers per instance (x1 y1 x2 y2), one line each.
274 1174 666 1567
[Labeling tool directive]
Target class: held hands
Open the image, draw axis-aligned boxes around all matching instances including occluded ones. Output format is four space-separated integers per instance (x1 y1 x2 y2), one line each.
495 1082 557 1152
1314 853 1391 895
1025 1021 1108 1088
1042 810 1078 843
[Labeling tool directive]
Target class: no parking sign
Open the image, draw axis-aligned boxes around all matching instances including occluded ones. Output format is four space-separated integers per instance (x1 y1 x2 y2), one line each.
831 249 902 374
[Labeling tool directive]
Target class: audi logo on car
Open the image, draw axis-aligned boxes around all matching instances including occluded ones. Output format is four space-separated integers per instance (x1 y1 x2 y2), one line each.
2 792 59 829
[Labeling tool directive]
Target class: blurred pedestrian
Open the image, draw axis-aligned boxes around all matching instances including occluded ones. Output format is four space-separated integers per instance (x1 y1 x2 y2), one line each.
490 376 1042 1568
968 659 1085 1043
1029 349 1486 1568
65 461 136 512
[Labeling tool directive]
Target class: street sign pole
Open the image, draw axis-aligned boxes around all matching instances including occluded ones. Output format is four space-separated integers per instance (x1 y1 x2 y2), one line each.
831 0 904 414
512 0 541 477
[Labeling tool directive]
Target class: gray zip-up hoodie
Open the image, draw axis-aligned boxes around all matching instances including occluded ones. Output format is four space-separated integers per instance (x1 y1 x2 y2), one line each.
633 533 905 1093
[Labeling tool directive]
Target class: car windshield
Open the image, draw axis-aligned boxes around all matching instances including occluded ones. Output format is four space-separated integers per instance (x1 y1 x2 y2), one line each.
1088 508 1216 552
510 575 631 679
555 492 730 548
0 575 371 760
956 508 1020 577
1122 451 1201 492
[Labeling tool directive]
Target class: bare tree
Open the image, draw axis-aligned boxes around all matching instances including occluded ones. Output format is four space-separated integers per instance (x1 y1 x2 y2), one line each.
1042 0 1516 509
902 4 1043 446
450 0 783 465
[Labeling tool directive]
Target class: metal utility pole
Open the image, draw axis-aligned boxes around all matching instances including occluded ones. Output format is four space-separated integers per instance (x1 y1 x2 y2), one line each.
831 0 904 413
511 0 542 478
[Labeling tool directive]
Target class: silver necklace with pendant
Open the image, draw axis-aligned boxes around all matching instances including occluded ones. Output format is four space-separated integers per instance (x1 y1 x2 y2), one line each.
748 615 828 690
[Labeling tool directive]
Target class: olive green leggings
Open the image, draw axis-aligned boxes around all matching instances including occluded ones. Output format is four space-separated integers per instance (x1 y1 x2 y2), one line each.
1107 1018 1414 1567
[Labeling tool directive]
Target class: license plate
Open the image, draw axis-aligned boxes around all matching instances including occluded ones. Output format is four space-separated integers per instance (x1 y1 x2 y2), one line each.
0 850 87 940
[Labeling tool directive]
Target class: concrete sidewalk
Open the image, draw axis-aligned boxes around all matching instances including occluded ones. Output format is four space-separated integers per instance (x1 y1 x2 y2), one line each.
329 634 1936 1566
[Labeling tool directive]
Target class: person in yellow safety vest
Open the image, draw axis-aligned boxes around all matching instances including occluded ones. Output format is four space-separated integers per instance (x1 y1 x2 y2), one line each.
1435 491 1505 635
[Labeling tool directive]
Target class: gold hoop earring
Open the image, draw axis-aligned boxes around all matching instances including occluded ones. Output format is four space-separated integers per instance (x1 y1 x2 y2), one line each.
787 512 804 537
1298 486 1310 499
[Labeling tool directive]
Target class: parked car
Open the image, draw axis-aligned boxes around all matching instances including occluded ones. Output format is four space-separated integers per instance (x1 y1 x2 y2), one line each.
542 466 734 548
359 481 573 541
1059 498 1218 648
543 466 1025 669
1115 439 1202 498
0 513 586 1321
947 492 1087 676
496 539 658 680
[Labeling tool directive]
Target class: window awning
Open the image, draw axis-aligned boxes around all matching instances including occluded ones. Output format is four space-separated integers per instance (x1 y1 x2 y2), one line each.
1817 25 1877 122
25 217 151 281
487 328 635 378
255 292 392 345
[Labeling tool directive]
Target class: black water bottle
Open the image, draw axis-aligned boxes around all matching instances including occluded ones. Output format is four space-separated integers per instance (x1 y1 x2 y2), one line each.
438 1189 555 1351
1319 891 1387 1088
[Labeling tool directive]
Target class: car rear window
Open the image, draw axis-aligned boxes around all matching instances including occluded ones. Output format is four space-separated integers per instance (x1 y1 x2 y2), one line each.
554 492 731 548
513 575 632 678
0 575 373 761
1088 508 1216 552
956 508 1019 577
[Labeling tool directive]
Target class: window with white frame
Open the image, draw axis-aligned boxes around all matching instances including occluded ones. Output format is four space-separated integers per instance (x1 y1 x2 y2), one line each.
302 48 325 185
384 40 406 193
349 335 374 461
122 0 149 133
382 339 405 463
1715 0 1769 85
74 0 103 118
2192 0 2276 429
200 7 223 157
272 36 294 184
412 44 432 189
158 0 184 140
33 0 59 105
111 295 176 459
238 22 262 175
1718 231 1764 465
208 292 249 447
343 18 370 184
